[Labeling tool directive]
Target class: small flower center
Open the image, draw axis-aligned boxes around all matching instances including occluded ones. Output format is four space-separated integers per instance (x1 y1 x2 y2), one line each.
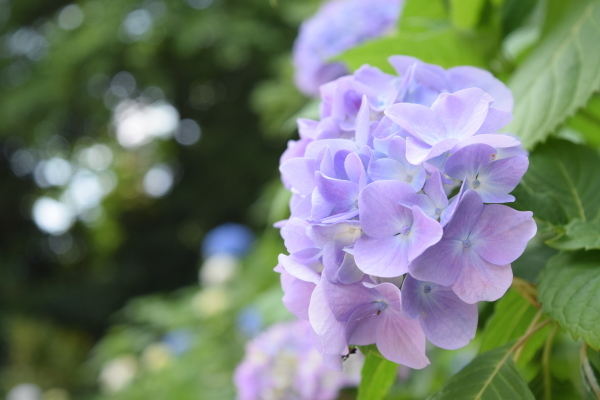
462 239 472 248
405 174 413 183
434 207 442 216
472 179 481 189
400 224 411 235
423 285 431 294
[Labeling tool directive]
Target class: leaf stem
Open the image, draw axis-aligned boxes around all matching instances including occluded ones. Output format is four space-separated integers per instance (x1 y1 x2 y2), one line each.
581 342 600 399
542 324 558 400
513 309 543 364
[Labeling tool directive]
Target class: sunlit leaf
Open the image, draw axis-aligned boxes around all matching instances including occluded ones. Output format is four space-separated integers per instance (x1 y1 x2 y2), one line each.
357 350 399 400
506 0 600 149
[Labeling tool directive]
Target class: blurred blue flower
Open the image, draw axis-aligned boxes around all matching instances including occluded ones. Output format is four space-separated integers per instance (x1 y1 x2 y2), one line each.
236 307 263 338
162 329 194 356
201 223 254 258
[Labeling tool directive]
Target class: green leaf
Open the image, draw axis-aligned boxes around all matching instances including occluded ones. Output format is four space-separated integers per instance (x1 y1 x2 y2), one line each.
566 94 600 148
427 344 535 400
529 373 580 400
538 251 600 350
338 0 488 72
546 219 600 250
338 30 488 73
505 0 600 149
512 238 558 283
511 139 600 226
501 0 538 36
450 0 486 30
480 289 550 371
357 351 399 400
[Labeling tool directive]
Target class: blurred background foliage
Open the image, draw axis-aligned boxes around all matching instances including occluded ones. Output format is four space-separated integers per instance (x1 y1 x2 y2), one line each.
0 0 318 397
1 0 600 399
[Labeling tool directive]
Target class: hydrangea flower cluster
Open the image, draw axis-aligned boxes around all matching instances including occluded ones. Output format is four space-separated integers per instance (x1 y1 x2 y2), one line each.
234 319 362 400
293 0 402 96
276 56 537 369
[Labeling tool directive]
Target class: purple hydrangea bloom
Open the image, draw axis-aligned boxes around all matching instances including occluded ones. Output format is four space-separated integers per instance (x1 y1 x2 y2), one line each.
409 190 536 303
276 55 536 368
234 319 363 400
293 0 402 96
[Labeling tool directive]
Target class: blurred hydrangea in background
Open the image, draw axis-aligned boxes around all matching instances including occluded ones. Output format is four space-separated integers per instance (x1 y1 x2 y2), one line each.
234 319 363 400
292 0 402 96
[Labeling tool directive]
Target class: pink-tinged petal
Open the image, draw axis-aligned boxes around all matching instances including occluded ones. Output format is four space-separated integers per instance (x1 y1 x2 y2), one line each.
279 158 316 195
384 103 447 146
309 282 348 356
346 302 381 345
405 136 458 165
282 278 316 320
452 133 521 151
431 88 493 139
401 275 477 350
354 235 410 277
408 238 463 286
443 190 484 240
445 144 497 181
471 205 537 265
447 66 513 112
337 253 365 284
474 156 529 203
358 180 415 238
355 95 371 147
344 152 365 184
281 217 313 253
376 311 429 369
451 251 512 303
321 275 375 322
278 253 321 284
474 108 512 135
407 206 443 262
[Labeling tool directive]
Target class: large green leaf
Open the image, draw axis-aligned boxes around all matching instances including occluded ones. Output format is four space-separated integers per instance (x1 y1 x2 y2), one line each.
427 344 535 400
512 139 600 227
357 350 399 400
505 0 600 149
338 0 488 72
546 219 600 250
538 251 600 350
480 289 550 370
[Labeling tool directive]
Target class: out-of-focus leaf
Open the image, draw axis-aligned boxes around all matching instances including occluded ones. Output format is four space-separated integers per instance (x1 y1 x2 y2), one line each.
505 0 600 149
450 0 485 30
357 350 399 400
428 344 535 400
566 94 600 148
538 251 600 350
501 0 538 36
529 373 580 400
546 219 600 250
338 0 488 72
480 289 549 371
338 30 487 73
